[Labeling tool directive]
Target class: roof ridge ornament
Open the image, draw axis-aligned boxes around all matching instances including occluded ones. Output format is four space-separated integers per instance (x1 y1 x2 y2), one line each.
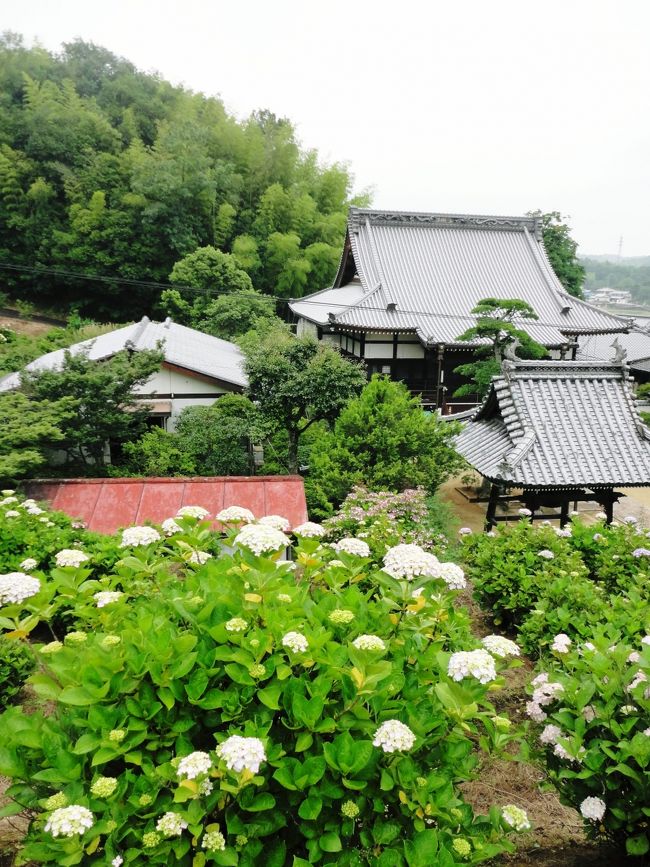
348 207 538 234
611 337 628 363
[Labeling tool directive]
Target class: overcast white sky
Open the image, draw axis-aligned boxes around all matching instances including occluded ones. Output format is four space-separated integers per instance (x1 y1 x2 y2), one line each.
4 0 649 255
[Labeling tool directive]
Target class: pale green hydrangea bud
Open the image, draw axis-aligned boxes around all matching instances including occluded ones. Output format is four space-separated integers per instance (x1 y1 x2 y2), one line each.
101 635 121 648
329 609 355 625
143 831 161 848
90 776 118 797
453 839 471 857
40 641 63 654
65 631 88 644
44 792 67 811
108 729 126 743
341 800 359 818
236 835 248 847
138 793 153 806
249 664 266 678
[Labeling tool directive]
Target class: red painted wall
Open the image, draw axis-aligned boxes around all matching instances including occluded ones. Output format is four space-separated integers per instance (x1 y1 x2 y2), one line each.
25 476 308 534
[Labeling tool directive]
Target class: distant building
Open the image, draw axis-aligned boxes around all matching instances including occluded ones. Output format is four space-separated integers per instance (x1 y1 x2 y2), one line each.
0 316 247 430
591 288 633 305
290 209 628 411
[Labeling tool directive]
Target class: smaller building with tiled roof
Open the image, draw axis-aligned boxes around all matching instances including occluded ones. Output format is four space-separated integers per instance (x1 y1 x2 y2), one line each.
455 358 650 527
0 316 247 430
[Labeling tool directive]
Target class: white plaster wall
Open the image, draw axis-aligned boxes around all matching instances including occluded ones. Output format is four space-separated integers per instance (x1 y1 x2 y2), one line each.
364 342 394 358
396 342 425 359
297 318 318 338
134 367 229 396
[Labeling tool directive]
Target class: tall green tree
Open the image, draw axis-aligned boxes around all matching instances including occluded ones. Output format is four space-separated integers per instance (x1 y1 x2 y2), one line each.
21 345 163 469
454 298 547 398
244 335 366 473
528 210 585 298
0 35 365 317
309 376 464 510
0 391 76 481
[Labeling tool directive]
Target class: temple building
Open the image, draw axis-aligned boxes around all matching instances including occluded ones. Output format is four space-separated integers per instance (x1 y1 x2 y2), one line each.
290 208 629 411
455 358 650 528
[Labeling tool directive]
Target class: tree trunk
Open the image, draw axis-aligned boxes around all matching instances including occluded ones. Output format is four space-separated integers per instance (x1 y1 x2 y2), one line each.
287 429 299 475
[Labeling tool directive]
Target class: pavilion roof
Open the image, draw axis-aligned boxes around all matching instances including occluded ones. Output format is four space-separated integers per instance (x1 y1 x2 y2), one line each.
290 209 628 348
455 359 650 489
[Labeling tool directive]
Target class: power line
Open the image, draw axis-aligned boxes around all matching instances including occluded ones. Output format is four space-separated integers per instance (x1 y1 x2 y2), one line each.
0 260 626 334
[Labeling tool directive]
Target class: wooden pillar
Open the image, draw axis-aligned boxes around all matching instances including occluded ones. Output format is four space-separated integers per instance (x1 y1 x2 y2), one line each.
485 482 500 531
604 490 614 525
560 499 569 527
435 344 445 411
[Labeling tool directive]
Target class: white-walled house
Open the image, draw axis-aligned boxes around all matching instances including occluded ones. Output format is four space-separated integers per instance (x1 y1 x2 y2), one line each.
0 316 248 431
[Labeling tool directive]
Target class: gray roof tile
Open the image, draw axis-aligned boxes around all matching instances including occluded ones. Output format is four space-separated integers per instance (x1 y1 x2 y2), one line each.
0 317 247 392
291 209 629 347
455 360 650 488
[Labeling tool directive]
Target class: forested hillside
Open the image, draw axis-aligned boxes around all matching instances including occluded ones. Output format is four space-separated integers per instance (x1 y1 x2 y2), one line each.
0 34 368 319
582 257 650 303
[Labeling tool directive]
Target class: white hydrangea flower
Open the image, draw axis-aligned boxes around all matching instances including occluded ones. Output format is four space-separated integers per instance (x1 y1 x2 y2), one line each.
595 512 607 521
458 527 473 536
502 805 531 831
3 510 18 517
216 506 255 523
216 735 266 773
188 551 212 565
334 537 371 558
94 591 124 609
0 496 18 505
623 515 638 525
282 631 308 653
156 812 188 837
119 526 161 547
225 617 248 632
373 720 415 753
551 633 572 654
382 544 439 580
620 704 636 715
628 651 641 663
176 505 209 519
531 680 564 707
481 635 520 658
234 523 290 555
642 635 650 646
55 549 90 568
259 515 291 532
518 508 532 517
202 828 226 851
112 857 123 867
448 649 497 684
161 518 182 536
352 634 386 651
580 796 606 822
0 572 41 605
525 701 547 723
435 562 467 590
643 727 650 736
45 805 94 837
539 724 562 745
538 549 554 560
293 521 327 538
555 527 572 538
19 558 38 571
177 751 212 780
1 489 15 497
593 533 603 541
583 705 596 722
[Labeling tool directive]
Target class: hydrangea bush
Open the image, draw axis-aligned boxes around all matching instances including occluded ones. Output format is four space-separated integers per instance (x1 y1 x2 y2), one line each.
526 636 650 858
323 487 452 562
460 519 650 655
0 512 528 866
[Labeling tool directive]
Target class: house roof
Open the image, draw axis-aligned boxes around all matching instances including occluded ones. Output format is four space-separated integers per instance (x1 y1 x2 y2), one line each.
577 326 650 371
455 359 650 489
0 317 248 392
24 476 308 534
290 208 629 348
